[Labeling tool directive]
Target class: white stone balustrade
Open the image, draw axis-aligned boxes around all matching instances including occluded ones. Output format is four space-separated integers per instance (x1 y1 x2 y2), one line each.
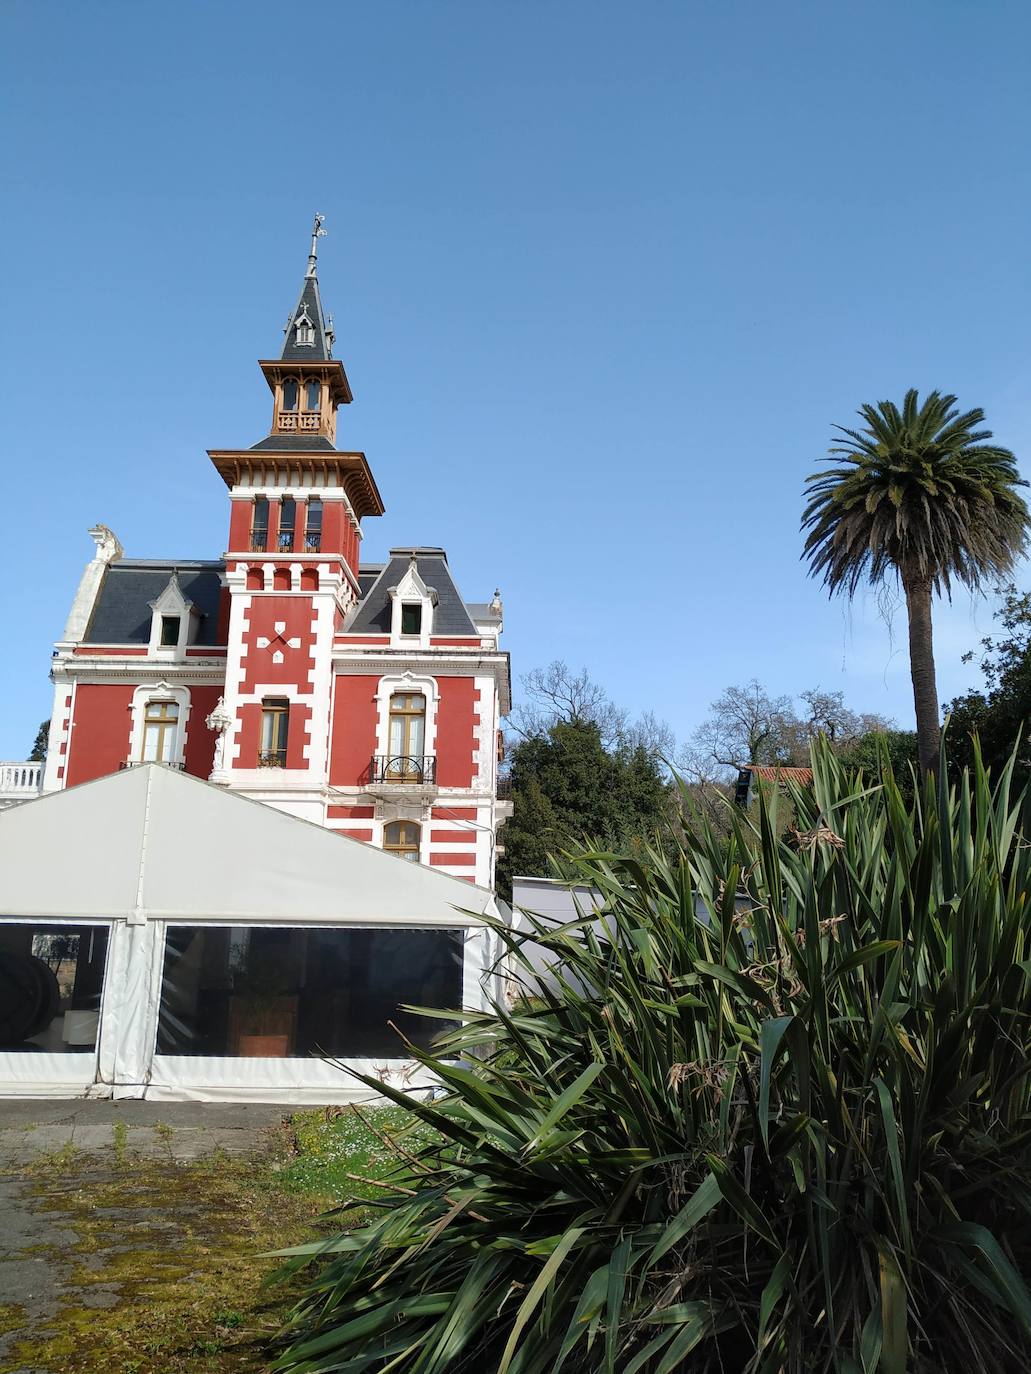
0 761 43 806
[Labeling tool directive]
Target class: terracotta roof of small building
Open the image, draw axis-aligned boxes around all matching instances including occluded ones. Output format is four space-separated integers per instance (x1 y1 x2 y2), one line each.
742 765 814 783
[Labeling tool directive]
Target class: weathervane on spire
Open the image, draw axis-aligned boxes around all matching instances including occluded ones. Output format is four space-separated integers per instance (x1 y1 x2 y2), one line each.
306 213 327 277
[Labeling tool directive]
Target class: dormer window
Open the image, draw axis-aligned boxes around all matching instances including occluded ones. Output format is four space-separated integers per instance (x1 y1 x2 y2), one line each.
293 306 315 347
148 573 199 661
388 558 437 647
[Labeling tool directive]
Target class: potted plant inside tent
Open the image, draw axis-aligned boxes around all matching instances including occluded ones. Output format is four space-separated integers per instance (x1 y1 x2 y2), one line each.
229 948 298 1057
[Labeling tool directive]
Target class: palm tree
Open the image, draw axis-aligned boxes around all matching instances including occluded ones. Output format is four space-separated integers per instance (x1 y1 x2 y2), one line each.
802 389 1029 773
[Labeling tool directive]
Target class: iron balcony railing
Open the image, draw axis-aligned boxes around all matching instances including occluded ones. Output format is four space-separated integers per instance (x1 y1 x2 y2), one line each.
250 534 268 552
368 754 437 785
120 759 186 771
303 531 322 552
257 750 288 769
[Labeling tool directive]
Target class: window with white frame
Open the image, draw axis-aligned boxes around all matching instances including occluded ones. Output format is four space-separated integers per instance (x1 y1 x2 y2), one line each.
129 683 190 768
141 701 179 762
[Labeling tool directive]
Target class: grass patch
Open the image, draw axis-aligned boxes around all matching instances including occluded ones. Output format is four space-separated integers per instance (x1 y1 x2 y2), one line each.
278 1105 437 1204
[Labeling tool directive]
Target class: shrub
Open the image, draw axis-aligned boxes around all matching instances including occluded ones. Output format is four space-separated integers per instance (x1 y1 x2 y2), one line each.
275 740 1031 1373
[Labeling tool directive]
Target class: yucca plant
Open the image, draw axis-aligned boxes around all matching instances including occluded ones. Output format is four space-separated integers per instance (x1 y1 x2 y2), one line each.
274 739 1031 1373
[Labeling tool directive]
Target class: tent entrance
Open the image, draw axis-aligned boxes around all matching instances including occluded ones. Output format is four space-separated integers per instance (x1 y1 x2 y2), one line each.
0 919 111 1097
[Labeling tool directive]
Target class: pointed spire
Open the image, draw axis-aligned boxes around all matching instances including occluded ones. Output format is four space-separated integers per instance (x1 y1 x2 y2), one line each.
281 214 333 362
306 212 326 277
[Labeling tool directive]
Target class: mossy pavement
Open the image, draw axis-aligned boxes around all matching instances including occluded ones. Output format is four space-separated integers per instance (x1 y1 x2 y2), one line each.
0 1100 419 1373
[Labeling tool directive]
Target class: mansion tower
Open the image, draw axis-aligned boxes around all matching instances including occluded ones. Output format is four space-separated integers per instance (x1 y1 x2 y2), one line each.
41 222 512 888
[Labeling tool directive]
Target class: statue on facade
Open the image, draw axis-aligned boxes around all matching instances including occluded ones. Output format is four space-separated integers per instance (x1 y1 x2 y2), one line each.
205 697 233 784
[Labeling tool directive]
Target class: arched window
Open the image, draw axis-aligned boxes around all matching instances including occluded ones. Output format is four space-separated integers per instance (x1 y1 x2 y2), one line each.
246 567 264 591
304 380 321 413
142 701 179 763
387 693 426 779
281 378 299 412
384 820 421 863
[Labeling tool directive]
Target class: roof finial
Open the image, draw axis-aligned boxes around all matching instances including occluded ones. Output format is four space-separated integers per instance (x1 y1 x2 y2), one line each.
307 213 327 278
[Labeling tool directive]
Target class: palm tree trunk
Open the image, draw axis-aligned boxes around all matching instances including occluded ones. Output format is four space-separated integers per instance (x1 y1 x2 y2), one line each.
902 572 941 774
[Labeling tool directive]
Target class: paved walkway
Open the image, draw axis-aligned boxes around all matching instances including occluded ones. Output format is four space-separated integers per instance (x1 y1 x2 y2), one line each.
0 1100 290 1169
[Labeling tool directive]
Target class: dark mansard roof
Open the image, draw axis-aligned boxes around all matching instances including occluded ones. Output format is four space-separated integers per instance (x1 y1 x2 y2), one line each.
348 551 479 636
80 551 487 647
83 562 225 646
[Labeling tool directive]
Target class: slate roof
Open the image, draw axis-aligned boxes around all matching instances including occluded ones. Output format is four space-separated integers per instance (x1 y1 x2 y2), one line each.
281 272 332 362
84 562 225 646
346 551 479 636
249 434 337 452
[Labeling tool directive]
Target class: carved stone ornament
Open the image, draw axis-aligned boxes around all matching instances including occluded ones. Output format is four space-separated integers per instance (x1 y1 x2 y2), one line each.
205 697 234 782
88 524 124 565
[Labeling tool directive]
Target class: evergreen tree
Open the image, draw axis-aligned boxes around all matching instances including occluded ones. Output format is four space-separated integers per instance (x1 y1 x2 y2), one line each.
496 720 670 902
29 720 49 764
948 584 1031 784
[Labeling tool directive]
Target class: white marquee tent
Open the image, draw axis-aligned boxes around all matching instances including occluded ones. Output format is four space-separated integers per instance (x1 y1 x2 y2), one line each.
0 765 503 1101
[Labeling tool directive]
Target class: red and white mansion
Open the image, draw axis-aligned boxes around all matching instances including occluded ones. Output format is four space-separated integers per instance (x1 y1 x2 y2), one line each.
33 224 512 888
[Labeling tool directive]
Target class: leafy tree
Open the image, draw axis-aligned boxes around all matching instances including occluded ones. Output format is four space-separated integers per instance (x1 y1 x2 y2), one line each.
29 720 49 764
837 727 919 799
948 583 1031 783
802 388 1029 773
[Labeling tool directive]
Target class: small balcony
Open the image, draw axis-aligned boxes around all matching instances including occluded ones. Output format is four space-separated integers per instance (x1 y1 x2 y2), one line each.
119 759 186 771
367 755 437 786
257 750 288 769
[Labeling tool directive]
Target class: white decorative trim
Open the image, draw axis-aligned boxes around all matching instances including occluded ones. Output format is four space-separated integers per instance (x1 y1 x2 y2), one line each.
127 682 191 766
62 525 123 642
373 671 439 762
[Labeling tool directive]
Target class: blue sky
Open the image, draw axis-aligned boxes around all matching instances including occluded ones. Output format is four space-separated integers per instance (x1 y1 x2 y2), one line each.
3 0 1031 759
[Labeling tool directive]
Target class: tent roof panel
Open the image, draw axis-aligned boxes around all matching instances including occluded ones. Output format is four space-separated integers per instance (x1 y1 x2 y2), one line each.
0 767 498 925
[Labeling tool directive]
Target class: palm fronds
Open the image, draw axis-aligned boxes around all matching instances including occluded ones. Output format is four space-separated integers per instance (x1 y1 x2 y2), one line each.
801 388 1028 598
